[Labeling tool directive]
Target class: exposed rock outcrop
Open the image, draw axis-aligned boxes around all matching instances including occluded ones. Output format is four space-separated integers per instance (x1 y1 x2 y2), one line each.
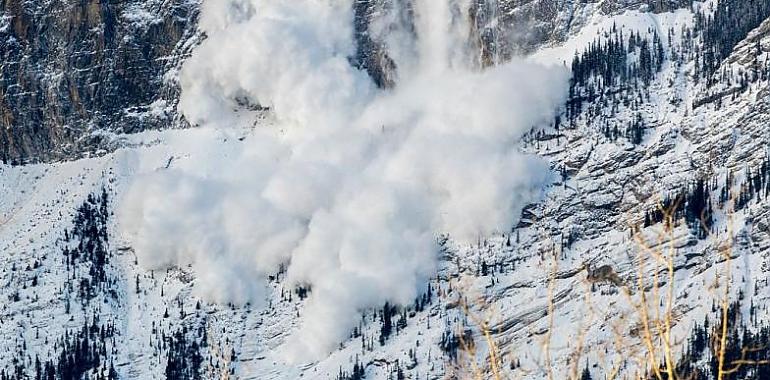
0 0 199 164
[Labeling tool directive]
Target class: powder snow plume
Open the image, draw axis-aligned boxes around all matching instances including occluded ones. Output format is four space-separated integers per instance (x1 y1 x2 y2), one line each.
119 0 569 360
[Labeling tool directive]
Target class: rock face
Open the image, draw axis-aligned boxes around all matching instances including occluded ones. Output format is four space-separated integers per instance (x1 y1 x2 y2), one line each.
351 0 697 87
350 0 572 84
0 0 199 164
0 0 690 165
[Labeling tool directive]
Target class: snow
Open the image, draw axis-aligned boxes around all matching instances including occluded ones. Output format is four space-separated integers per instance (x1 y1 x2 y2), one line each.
3 1 770 379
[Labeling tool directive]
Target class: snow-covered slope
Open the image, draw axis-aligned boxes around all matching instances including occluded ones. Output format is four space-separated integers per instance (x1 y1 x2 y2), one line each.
2 0 770 379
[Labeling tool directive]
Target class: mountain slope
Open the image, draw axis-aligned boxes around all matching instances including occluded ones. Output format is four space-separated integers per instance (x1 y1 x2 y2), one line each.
2 0 770 379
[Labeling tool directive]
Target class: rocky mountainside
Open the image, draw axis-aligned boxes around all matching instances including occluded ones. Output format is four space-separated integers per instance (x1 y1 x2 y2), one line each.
2 0 770 379
0 0 199 164
0 0 690 165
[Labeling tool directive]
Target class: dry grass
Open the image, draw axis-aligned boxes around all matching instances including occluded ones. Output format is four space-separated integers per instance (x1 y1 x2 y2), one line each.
205 319 235 380
448 200 767 379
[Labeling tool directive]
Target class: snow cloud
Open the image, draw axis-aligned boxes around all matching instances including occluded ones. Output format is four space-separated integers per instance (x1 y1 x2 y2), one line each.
119 0 569 360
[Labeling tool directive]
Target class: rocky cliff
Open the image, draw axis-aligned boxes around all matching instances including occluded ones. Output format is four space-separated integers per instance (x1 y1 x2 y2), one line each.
0 0 199 164
0 0 696 165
